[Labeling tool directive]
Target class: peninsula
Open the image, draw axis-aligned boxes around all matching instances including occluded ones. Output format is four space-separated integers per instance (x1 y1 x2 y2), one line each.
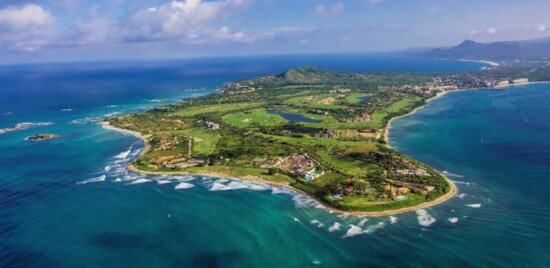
105 61 550 215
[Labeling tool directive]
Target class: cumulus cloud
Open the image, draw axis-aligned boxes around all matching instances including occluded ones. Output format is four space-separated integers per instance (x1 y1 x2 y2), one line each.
314 3 344 18
0 4 55 51
123 0 249 42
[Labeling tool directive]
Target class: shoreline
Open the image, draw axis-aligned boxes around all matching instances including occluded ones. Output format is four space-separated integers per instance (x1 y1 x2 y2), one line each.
456 58 500 67
101 120 457 217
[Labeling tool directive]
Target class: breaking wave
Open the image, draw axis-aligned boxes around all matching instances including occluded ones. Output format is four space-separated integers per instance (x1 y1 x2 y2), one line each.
364 222 386 234
128 178 152 184
114 146 132 159
448 217 459 223
389 216 398 224
343 225 364 238
310 219 324 228
328 222 341 232
175 182 194 189
466 203 482 208
416 209 436 227
77 175 106 184
442 170 464 178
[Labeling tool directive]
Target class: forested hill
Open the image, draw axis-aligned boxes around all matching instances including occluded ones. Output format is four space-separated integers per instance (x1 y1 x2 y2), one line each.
419 37 550 61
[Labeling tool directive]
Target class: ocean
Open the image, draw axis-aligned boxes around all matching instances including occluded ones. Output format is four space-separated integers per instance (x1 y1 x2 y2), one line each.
1 54 547 267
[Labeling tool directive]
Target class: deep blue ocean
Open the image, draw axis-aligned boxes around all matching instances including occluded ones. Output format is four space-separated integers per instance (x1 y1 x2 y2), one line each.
1 54 548 267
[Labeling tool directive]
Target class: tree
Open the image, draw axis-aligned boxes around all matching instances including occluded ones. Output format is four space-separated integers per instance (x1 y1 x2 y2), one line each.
268 168 278 175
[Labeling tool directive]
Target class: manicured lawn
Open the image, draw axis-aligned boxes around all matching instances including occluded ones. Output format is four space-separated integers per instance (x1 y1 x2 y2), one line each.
171 102 264 117
179 128 220 156
184 165 294 184
222 109 287 127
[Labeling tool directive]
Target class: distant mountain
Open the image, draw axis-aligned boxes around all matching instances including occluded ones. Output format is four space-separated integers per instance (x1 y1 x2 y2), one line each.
419 37 550 61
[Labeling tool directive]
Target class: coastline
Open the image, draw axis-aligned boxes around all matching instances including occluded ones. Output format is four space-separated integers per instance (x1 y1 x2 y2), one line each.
102 120 457 216
456 58 500 68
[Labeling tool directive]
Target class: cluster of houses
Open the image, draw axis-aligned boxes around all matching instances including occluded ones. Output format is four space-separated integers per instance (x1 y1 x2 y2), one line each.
314 127 337 138
203 121 220 130
308 109 329 115
381 185 411 200
392 168 431 177
342 112 371 123
152 134 186 151
250 154 324 181
221 81 258 94
329 88 352 94
377 76 530 95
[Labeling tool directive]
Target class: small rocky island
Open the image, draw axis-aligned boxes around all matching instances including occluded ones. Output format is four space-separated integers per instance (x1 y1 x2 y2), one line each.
25 134 59 141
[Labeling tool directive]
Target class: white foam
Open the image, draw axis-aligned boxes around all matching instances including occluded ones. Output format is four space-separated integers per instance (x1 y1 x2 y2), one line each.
357 218 369 228
240 181 270 191
343 225 364 238
122 174 145 181
364 222 386 234
172 175 196 182
104 165 112 172
61 108 74 112
271 187 295 195
457 193 467 199
175 182 194 189
310 219 324 228
209 182 232 191
292 195 319 208
112 178 122 182
389 216 398 224
442 170 464 178
337 213 350 220
466 204 482 208
226 181 249 190
77 175 106 184
448 217 459 223
157 180 172 185
328 222 341 232
416 209 436 227
215 179 229 184
128 178 152 184
114 146 132 159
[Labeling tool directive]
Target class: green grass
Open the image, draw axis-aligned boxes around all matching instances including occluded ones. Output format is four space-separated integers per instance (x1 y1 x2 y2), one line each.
336 193 427 212
344 93 372 104
311 172 346 188
179 128 220 156
171 102 264 117
222 109 287 127
184 165 294 184
283 94 347 109
316 151 371 176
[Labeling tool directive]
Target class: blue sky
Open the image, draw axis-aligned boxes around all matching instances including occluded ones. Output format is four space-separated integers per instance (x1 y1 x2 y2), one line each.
0 0 549 63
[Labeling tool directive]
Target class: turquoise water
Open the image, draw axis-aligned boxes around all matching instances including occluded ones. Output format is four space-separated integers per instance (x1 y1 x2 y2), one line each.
266 110 323 123
6 56 549 267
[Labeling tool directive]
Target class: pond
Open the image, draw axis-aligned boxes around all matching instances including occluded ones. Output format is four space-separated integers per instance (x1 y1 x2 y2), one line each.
266 110 323 123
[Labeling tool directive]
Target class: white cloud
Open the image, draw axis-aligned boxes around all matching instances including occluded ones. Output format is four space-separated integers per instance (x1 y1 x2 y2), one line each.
314 3 344 18
0 4 56 51
538 24 546 32
485 27 496 34
123 0 248 42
